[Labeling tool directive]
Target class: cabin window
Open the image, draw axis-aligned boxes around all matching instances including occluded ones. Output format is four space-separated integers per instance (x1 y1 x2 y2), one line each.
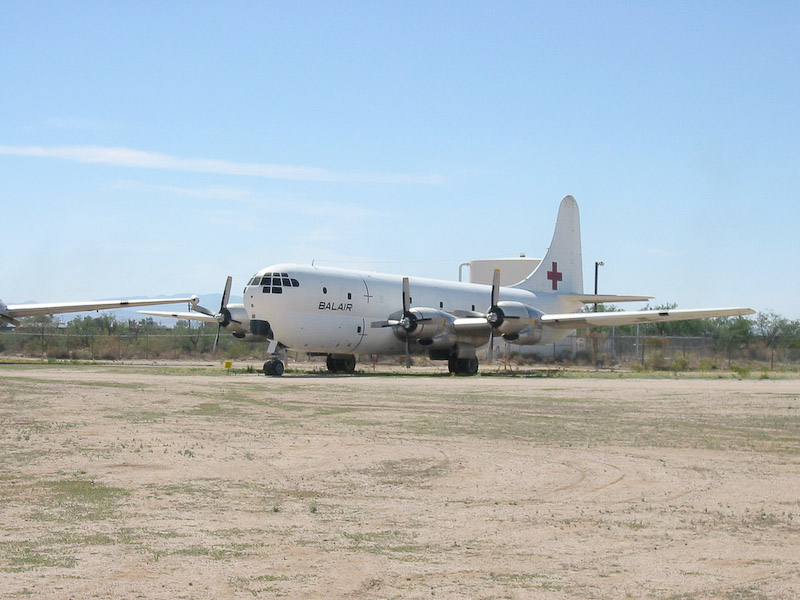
347 292 352 300
439 301 443 308
322 287 327 294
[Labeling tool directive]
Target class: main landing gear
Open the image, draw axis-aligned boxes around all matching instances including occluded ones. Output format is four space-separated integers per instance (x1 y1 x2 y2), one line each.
263 359 285 377
448 356 479 376
326 354 356 374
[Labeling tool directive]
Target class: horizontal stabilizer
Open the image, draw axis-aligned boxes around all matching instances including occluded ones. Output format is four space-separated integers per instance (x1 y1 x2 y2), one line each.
139 310 219 324
542 307 755 329
568 294 653 304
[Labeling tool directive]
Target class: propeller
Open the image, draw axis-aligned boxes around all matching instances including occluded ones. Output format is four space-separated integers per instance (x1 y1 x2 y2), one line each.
188 276 239 355
370 277 432 368
400 278 415 367
211 276 233 355
486 269 501 364
482 269 521 364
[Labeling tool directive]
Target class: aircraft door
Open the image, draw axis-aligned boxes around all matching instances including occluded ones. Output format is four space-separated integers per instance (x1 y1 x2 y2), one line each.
350 276 371 351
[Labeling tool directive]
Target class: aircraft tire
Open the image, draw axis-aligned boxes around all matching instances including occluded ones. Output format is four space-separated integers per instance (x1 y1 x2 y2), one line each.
263 359 285 377
326 354 356 374
326 355 337 373
450 357 479 376
467 357 479 375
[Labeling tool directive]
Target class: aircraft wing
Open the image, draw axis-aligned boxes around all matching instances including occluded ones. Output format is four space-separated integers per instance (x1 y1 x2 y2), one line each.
138 310 219 324
541 307 755 329
2 296 196 327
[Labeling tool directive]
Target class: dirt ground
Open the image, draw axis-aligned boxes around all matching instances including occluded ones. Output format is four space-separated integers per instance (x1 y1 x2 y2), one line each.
1 362 798 599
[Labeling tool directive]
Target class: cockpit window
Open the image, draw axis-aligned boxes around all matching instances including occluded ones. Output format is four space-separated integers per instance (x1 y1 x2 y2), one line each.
258 272 299 293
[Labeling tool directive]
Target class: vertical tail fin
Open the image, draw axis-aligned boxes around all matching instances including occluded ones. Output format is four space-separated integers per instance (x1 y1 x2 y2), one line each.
512 195 583 294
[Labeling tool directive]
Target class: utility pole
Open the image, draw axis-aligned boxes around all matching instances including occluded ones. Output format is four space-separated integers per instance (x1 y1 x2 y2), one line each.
593 261 604 312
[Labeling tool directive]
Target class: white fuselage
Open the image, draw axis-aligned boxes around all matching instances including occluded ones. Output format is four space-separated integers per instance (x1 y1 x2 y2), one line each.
243 264 576 355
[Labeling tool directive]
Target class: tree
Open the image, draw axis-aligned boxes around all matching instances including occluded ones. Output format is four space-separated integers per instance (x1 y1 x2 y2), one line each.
754 310 790 369
714 316 753 366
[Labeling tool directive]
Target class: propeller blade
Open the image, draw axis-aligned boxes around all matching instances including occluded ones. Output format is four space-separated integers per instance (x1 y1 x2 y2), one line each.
371 320 400 328
220 276 233 312
402 279 411 368
491 269 501 307
488 329 494 364
212 324 222 355
192 304 216 317
0 314 21 327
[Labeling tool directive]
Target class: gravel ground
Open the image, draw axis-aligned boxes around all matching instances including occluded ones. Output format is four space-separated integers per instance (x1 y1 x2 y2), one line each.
1 363 798 599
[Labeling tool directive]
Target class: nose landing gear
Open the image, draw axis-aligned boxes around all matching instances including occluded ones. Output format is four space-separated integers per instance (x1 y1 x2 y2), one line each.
263 359 285 377
262 340 287 377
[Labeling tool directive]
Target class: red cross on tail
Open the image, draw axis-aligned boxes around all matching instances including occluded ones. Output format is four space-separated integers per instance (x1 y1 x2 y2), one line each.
546 262 563 290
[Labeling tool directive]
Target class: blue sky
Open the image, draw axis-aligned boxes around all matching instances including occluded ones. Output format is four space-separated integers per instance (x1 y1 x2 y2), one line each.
2 2 798 318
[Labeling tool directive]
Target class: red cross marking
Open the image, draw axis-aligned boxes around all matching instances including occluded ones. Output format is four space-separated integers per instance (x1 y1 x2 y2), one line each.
547 262 563 290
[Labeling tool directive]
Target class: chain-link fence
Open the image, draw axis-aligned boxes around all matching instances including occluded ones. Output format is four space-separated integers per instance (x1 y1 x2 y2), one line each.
3 327 798 370
506 333 799 369
0 328 270 361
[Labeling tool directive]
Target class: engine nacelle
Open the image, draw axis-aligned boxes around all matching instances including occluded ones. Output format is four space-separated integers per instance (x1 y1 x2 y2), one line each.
494 301 543 336
496 302 543 345
223 304 251 335
392 307 453 341
418 330 458 349
504 325 543 345
234 331 272 343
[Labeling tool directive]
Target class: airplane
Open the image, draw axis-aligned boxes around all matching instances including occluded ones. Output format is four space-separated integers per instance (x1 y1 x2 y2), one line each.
141 196 754 376
0 296 197 328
